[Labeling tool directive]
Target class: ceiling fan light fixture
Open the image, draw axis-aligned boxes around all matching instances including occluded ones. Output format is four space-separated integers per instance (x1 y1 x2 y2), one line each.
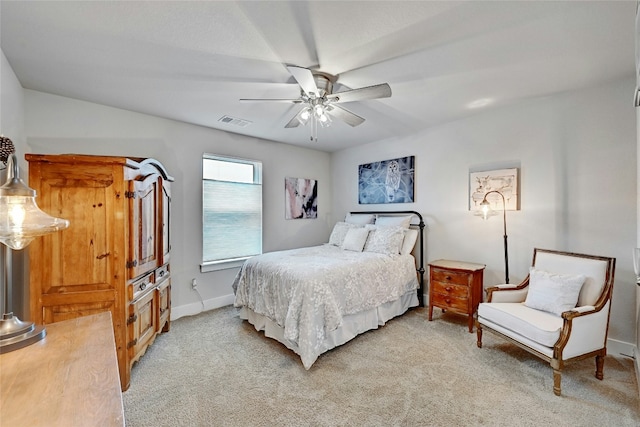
300 108 311 122
319 113 331 127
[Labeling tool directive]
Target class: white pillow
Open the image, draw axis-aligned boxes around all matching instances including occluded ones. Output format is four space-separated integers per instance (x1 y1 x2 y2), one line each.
364 225 405 255
400 229 419 255
375 215 412 229
329 222 359 246
524 268 586 316
341 227 370 252
345 213 375 225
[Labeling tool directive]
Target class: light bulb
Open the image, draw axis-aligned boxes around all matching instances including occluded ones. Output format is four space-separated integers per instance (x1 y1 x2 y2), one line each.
314 105 324 117
480 202 491 220
319 114 328 123
300 109 310 121
9 202 26 230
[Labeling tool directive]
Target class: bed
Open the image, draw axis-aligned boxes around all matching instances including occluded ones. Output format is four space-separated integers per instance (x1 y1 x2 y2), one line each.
232 210 425 369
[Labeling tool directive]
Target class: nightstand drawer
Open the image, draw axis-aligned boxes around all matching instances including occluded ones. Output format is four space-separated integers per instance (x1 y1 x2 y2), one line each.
431 280 469 299
431 293 469 312
431 268 470 286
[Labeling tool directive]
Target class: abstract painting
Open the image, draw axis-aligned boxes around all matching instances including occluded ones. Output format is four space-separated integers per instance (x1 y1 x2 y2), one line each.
285 177 318 219
358 156 415 204
469 168 519 212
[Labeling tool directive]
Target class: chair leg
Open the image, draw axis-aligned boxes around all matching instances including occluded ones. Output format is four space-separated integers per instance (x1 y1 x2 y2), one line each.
476 323 483 348
553 369 562 396
595 354 605 380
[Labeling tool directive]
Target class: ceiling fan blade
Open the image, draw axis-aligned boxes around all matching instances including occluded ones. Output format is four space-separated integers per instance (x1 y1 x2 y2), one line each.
286 65 319 98
327 83 392 104
326 105 365 127
240 98 303 103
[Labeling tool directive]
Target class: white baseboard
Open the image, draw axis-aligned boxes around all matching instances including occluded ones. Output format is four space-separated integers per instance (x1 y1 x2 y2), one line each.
607 337 635 358
171 293 235 320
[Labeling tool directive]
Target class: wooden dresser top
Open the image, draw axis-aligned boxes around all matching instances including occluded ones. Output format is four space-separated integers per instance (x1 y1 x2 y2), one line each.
429 259 486 272
0 311 125 426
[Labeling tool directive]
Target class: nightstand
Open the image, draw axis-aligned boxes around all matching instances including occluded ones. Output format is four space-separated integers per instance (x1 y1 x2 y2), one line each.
428 259 485 332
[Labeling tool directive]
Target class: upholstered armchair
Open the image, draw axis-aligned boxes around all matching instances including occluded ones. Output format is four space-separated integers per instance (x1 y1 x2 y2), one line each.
475 248 616 396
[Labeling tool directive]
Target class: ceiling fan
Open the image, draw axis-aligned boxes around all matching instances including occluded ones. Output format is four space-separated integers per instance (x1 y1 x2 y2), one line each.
240 65 392 143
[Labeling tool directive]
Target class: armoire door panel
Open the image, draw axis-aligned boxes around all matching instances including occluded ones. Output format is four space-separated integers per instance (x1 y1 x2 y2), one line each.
129 175 160 279
33 168 121 291
157 277 171 332
160 179 171 265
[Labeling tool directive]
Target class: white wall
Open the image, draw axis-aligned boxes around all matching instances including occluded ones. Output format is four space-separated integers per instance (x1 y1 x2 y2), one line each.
23 90 332 318
332 77 637 349
1 50 25 152
0 49 29 318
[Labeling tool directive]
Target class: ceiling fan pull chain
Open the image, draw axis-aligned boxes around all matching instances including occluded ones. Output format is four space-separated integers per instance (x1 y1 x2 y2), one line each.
310 116 318 143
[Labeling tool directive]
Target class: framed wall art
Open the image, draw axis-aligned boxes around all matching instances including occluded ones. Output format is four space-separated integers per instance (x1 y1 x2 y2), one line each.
469 168 519 212
358 156 415 204
285 177 318 219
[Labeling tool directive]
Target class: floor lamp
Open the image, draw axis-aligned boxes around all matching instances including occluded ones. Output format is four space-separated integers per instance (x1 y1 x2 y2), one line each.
0 146 69 353
479 190 509 284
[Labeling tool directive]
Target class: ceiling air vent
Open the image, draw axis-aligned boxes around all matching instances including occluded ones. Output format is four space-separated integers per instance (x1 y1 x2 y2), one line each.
218 115 252 128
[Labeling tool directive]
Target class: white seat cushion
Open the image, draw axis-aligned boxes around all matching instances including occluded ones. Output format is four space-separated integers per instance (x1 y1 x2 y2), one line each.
478 302 564 347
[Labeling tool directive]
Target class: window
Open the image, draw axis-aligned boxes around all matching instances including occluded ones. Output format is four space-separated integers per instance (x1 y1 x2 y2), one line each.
201 154 262 271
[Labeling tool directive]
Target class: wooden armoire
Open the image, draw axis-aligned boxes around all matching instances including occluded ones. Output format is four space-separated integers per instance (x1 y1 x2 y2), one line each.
26 154 173 391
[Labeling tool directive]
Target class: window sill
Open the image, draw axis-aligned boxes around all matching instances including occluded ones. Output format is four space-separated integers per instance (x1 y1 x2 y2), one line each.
200 258 249 273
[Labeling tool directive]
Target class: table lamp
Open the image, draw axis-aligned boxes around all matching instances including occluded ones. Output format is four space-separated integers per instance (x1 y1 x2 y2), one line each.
0 139 70 353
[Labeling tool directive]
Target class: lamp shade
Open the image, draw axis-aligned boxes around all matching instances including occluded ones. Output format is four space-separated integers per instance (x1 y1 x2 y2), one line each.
0 155 69 250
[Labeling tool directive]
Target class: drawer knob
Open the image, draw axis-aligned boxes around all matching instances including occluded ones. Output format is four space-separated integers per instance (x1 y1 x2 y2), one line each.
445 276 452 280
445 286 453 292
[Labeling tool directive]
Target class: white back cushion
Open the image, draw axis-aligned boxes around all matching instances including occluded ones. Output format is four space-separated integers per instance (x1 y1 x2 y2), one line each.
364 225 405 255
341 227 370 252
375 215 412 229
524 268 585 316
400 229 419 255
533 251 608 307
328 222 360 246
345 213 375 225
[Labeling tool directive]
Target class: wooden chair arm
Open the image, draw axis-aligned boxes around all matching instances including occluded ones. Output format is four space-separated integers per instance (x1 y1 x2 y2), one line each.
561 305 597 320
555 302 611 361
486 277 530 302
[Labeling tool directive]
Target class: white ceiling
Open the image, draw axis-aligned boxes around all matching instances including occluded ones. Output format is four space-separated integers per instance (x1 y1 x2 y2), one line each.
0 1 636 152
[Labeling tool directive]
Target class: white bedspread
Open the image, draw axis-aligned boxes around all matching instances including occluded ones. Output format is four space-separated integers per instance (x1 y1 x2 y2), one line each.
232 244 419 368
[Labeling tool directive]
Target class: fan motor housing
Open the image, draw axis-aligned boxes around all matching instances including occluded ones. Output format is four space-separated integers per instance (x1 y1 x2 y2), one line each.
310 72 335 97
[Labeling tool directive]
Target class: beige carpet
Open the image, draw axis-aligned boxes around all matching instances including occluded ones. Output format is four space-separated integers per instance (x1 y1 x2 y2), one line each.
123 306 639 426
